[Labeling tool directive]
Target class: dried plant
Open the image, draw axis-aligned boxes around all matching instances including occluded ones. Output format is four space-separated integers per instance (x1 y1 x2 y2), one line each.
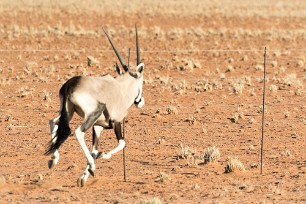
269 84 278 93
224 158 246 173
166 106 178 115
43 90 51 102
281 149 291 157
177 58 201 71
284 110 290 118
271 61 278 67
87 56 100 67
202 146 220 164
225 65 234 72
139 197 162 204
283 73 303 88
18 86 33 98
155 172 170 183
176 143 196 160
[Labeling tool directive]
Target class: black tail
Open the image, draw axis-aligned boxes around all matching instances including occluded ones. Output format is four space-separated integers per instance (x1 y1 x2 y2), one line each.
44 76 81 156
45 96 71 155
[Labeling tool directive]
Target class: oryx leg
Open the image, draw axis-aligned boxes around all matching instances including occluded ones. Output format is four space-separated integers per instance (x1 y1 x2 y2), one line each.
76 103 104 187
48 115 60 169
91 125 103 159
101 122 125 159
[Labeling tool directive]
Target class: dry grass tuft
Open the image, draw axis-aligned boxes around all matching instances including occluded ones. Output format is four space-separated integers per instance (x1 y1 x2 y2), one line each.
176 58 201 71
176 143 196 160
202 146 220 164
269 84 278 93
166 106 178 115
43 90 51 102
230 109 245 123
283 73 303 88
18 86 33 98
224 158 246 173
155 172 170 183
87 56 100 67
139 197 162 204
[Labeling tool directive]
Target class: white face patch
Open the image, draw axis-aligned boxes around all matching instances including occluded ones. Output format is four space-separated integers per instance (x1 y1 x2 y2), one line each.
136 97 145 109
134 76 144 108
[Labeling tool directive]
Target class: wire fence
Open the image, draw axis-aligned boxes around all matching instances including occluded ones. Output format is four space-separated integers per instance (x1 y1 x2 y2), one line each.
0 48 305 52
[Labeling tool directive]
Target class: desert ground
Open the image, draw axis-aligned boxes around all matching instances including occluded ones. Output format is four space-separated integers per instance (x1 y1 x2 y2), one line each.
0 0 305 203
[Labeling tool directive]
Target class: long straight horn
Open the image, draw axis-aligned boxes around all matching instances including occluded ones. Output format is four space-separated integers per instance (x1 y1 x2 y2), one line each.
103 28 129 72
135 25 140 65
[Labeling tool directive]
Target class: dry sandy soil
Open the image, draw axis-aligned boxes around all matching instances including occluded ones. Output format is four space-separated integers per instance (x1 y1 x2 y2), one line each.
0 0 305 203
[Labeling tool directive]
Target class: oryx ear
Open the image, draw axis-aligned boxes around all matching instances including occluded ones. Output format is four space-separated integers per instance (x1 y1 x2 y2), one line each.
136 62 145 77
115 63 122 75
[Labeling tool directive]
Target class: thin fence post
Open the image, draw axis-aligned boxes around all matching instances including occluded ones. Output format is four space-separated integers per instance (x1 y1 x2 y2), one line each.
260 47 267 175
122 119 127 182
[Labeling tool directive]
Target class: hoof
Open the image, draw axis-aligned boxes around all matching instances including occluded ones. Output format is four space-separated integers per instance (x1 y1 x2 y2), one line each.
88 169 95 177
77 178 85 187
102 153 111 159
48 160 55 169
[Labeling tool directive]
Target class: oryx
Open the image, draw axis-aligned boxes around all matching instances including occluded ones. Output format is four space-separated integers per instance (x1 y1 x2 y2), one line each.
45 26 145 187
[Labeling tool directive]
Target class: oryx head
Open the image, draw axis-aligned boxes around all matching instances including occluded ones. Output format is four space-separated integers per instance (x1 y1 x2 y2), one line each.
103 26 145 109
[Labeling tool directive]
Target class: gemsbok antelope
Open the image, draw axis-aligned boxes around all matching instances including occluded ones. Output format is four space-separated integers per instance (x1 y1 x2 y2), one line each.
45 26 145 187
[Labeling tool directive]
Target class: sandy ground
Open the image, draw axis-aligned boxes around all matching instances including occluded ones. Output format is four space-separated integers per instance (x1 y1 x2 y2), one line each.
0 1 305 203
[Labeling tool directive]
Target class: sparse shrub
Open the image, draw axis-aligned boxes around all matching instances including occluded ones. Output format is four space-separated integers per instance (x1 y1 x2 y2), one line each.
296 60 304 67
194 79 213 92
158 75 171 85
231 80 245 94
255 64 263 71
271 61 277 67
155 172 170 183
166 106 178 115
279 66 287 73
43 90 51 102
171 80 189 94
176 143 196 160
228 58 234 63
230 111 244 123
281 149 291 157
139 197 162 204
18 86 33 98
283 73 303 88
87 56 100 67
224 158 246 173
64 55 71 60
220 73 226 80
269 84 278 93
272 51 281 57
295 89 303 96
185 116 196 125
225 65 234 72
177 58 201 71
249 88 256 96
202 146 220 164
241 55 248 61
284 110 290 118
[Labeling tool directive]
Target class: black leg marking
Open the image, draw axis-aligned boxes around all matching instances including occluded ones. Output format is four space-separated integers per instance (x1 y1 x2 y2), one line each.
92 126 99 151
114 122 123 141
92 126 96 147
88 169 95 177
81 103 105 132
96 152 103 159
